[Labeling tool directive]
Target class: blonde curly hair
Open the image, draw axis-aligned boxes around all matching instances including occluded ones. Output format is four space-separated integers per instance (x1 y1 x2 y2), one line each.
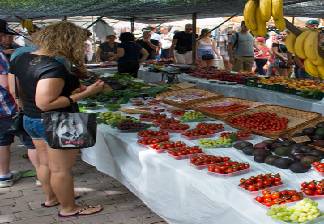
33 21 88 76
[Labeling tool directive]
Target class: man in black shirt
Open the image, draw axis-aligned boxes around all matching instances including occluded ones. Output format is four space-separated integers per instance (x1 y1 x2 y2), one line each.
137 31 159 60
96 34 118 62
170 24 195 64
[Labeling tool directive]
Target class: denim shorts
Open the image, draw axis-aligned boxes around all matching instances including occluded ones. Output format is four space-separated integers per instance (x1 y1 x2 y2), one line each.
23 115 46 140
0 117 35 149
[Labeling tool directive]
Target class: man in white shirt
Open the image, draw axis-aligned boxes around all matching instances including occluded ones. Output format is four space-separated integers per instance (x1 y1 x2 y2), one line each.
159 26 173 59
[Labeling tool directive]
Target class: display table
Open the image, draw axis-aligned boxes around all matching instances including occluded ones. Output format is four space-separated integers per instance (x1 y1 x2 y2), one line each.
179 74 324 115
82 120 324 224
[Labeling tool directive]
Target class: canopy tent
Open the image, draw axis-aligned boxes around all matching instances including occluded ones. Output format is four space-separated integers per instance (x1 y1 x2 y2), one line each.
0 0 323 23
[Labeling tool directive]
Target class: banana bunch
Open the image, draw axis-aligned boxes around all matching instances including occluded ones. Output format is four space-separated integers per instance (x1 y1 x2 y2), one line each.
244 0 285 37
292 30 324 78
21 19 34 33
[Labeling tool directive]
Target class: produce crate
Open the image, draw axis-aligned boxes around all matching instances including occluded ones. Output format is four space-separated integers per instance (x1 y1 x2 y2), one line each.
190 97 262 120
286 117 324 152
225 105 321 139
156 88 223 109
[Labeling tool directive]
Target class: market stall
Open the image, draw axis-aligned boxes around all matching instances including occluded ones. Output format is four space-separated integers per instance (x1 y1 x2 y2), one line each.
81 95 324 224
78 71 324 223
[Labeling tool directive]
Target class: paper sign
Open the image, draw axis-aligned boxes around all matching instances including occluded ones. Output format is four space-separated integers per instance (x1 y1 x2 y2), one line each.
292 136 311 143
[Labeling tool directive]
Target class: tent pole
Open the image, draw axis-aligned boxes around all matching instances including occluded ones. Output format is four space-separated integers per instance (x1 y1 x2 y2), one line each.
131 17 135 33
192 12 197 65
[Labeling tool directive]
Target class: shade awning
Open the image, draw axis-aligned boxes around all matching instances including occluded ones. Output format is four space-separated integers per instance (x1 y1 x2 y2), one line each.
0 0 323 23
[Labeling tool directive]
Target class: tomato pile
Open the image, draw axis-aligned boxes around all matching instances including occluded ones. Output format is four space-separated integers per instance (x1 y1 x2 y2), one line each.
196 123 224 131
150 141 187 151
312 162 324 173
236 130 252 140
227 112 288 133
137 136 169 145
154 117 181 126
159 123 190 132
201 103 250 115
190 154 230 166
239 173 283 192
168 146 202 157
301 180 324 196
137 130 169 139
139 113 167 122
220 130 252 141
255 190 303 207
171 110 186 117
207 161 250 174
182 128 216 139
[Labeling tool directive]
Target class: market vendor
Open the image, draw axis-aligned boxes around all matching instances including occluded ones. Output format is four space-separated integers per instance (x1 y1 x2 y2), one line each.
116 32 149 77
96 34 118 62
137 31 159 60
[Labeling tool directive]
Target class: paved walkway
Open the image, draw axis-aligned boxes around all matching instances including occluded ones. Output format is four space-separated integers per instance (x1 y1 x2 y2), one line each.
0 145 167 224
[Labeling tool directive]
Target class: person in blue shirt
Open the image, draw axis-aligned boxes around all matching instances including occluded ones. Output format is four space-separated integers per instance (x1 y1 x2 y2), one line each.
0 19 38 188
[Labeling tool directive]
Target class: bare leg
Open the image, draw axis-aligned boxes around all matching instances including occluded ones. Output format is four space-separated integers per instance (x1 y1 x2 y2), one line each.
0 146 10 176
48 148 79 213
27 149 40 170
33 140 57 205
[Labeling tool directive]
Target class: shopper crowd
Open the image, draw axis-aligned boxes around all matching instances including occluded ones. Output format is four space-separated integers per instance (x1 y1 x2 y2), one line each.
0 17 323 219
87 19 323 78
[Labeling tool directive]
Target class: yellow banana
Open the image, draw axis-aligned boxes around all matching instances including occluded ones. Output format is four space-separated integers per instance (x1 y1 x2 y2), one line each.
259 0 272 21
244 0 258 31
318 66 324 79
271 0 284 20
274 17 286 31
313 57 324 66
256 7 267 37
295 30 312 59
304 31 319 61
304 59 319 77
284 32 296 54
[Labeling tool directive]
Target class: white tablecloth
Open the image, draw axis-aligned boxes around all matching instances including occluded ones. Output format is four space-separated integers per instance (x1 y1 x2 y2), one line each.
179 74 324 115
82 120 324 224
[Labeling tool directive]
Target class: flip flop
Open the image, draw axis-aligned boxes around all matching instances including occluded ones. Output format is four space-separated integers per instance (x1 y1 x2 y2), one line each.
58 205 103 218
41 195 82 208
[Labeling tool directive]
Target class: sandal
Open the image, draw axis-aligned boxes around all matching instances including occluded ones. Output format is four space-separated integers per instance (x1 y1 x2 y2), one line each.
58 205 103 218
41 195 82 208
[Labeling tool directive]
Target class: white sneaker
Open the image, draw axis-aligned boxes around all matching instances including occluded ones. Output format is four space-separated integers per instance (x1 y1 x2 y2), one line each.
0 171 22 188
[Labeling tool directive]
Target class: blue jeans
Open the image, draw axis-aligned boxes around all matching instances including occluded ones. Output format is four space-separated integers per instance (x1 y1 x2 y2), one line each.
23 115 46 140
0 117 35 148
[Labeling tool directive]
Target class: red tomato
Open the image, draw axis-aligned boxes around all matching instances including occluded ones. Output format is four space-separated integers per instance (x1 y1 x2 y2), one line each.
255 196 263 203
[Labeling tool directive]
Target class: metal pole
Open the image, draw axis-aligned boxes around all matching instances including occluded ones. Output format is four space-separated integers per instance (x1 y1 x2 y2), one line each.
192 12 197 65
131 17 135 33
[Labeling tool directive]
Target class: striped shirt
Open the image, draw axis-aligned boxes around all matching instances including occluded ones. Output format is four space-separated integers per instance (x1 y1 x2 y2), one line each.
0 52 17 118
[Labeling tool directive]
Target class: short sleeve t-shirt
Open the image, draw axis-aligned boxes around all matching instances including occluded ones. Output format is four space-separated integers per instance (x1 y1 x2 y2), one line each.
136 39 159 60
231 32 255 57
98 42 118 61
117 42 142 64
173 31 195 52
10 53 80 118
